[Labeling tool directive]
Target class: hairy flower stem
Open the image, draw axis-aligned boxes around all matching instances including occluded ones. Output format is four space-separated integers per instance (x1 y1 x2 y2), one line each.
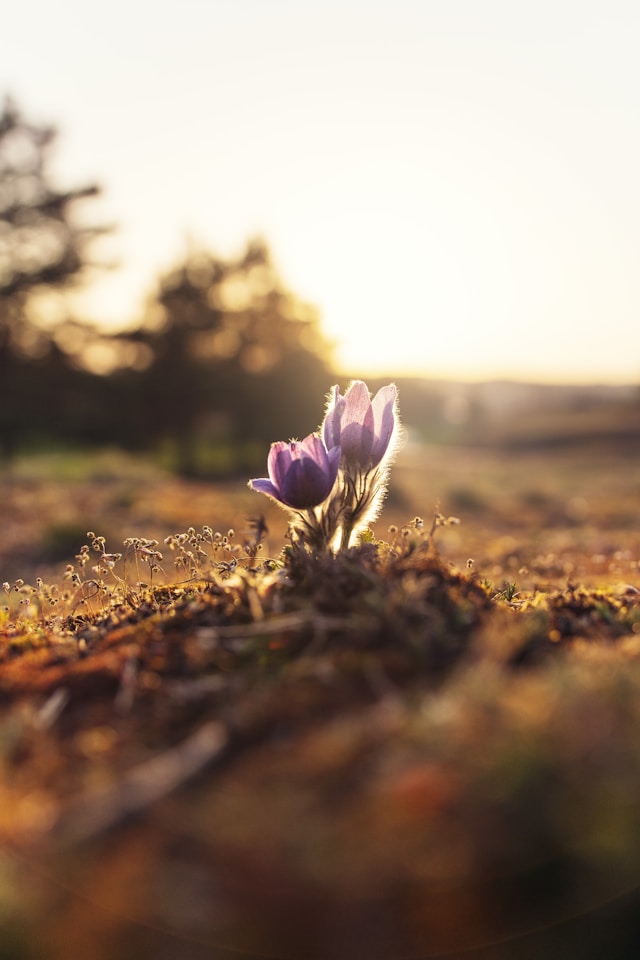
290 500 342 551
336 468 385 551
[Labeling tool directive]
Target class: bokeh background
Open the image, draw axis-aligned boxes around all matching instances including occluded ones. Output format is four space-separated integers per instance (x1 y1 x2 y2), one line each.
3 1 640 451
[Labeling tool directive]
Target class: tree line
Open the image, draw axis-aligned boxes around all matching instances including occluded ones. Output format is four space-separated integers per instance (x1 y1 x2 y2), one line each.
0 98 332 474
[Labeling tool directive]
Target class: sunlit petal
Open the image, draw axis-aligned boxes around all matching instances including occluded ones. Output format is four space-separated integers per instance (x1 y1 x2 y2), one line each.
322 386 344 450
248 478 279 499
370 384 397 466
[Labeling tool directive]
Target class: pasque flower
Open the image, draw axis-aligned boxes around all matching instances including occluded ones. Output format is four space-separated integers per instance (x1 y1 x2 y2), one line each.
249 433 340 510
323 381 397 471
249 380 400 552
322 380 400 549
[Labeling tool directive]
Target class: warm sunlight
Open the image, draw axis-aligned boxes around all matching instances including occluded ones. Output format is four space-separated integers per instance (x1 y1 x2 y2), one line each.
5 1 640 384
2 11 640 955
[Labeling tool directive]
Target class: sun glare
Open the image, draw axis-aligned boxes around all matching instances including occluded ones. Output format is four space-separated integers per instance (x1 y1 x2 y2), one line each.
14 3 640 386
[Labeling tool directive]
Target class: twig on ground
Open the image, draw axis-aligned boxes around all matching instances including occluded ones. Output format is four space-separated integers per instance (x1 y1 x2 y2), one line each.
51 720 228 846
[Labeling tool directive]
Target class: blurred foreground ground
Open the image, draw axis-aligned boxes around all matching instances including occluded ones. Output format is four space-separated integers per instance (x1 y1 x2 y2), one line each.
0 439 639 960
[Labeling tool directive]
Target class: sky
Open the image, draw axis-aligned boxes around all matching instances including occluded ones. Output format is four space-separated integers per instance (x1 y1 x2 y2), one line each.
3 0 640 383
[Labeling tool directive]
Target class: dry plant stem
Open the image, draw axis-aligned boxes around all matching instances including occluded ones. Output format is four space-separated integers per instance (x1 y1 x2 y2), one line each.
196 611 356 652
52 721 228 846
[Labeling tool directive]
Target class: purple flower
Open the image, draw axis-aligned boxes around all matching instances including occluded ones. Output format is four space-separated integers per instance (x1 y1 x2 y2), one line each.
323 381 398 470
249 433 340 510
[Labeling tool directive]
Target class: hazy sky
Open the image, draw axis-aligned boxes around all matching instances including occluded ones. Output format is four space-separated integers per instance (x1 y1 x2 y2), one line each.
4 0 640 382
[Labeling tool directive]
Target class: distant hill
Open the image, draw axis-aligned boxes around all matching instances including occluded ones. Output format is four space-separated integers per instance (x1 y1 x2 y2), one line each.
350 376 640 448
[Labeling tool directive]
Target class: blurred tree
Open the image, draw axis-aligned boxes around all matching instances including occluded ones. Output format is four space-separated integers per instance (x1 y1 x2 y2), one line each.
0 98 331 469
126 239 333 474
0 96 109 458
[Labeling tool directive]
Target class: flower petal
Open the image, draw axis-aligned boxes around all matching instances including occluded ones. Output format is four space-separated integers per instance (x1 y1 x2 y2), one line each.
268 441 294 490
280 457 328 509
340 381 374 465
326 443 341 481
342 381 372 423
322 386 344 450
248 478 281 502
370 384 397 466
297 433 328 463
